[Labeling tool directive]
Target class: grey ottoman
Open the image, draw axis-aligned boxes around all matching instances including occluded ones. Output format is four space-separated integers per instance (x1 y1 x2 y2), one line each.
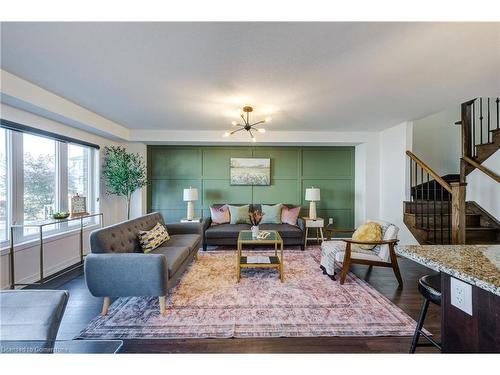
0 290 69 342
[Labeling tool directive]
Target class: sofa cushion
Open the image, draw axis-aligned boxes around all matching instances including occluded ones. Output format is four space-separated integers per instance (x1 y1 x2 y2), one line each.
261 204 283 224
259 223 303 238
138 222 170 253
90 212 165 254
352 221 382 250
165 234 200 253
209 204 230 225
150 246 190 276
205 224 251 239
228 205 251 224
281 206 301 226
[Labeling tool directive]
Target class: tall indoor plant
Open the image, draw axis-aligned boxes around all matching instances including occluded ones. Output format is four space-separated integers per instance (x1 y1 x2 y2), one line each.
102 146 147 219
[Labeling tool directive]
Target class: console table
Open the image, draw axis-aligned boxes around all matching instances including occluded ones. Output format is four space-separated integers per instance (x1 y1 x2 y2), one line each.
9 213 103 289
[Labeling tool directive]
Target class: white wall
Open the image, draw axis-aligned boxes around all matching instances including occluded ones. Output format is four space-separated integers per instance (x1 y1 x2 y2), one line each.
125 142 148 219
1 69 130 140
467 151 500 220
379 122 418 244
0 104 128 289
412 106 461 176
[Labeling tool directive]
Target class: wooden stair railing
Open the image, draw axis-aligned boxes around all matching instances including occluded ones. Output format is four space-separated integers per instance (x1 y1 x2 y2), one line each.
462 156 500 183
406 150 466 244
459 97 500 179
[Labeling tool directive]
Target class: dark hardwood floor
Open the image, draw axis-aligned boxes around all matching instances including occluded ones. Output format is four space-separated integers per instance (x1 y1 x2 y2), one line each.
28 256 441 353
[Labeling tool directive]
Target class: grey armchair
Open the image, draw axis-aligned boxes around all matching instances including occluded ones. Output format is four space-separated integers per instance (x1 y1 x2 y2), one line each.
85 212 204 315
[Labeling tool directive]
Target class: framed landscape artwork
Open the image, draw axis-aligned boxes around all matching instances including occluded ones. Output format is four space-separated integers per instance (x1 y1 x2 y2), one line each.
230 158 271 185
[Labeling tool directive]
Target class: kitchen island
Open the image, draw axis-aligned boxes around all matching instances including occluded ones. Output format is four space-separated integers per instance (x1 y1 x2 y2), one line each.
397 244 499 353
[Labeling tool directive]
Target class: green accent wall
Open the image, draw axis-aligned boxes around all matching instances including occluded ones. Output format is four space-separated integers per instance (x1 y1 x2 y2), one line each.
147 146 355 228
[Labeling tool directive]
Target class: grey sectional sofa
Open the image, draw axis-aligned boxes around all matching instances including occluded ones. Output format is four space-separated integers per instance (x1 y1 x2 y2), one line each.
85 212 203 315
203 204 305 250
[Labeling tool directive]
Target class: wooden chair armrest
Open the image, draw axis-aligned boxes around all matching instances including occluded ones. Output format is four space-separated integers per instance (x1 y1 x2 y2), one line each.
341 238 399 246
324 228 355 240
325 228 356 233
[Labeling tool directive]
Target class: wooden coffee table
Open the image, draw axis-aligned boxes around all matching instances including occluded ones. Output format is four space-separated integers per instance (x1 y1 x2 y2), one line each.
237 230 284 282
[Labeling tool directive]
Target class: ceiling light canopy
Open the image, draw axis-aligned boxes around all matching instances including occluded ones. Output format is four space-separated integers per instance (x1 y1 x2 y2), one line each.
223 106 271 142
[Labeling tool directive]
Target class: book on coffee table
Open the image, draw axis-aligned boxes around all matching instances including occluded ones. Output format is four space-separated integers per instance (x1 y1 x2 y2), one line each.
246 256 271 264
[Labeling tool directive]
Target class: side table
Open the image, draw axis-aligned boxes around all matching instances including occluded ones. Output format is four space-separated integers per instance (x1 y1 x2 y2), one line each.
303 217 324 247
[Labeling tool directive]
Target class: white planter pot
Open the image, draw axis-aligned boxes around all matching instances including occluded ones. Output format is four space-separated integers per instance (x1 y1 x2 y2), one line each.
251 225 259 238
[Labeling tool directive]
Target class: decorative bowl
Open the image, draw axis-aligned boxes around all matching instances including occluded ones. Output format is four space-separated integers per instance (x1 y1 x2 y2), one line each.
52 212 70 220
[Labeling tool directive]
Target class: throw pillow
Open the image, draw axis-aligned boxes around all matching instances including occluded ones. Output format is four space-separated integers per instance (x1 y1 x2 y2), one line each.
352 221 382 250
281 206 301 226
138 222 170 253
261 204 283 224
210 204 230 225
228 205 251 224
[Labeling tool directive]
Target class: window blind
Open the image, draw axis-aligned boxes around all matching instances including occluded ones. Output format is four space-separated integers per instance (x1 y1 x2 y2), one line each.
0 118 100 149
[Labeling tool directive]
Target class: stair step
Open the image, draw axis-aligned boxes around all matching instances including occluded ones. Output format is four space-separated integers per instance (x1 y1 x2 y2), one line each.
423 238 500 245
404 202 451 214
416 226 496 232
409 213 481 227
404 201 451 206
425 227 499 243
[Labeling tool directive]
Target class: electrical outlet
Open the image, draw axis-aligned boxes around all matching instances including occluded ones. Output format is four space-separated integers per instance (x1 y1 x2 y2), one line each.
328 218 333 225
450 277 472 316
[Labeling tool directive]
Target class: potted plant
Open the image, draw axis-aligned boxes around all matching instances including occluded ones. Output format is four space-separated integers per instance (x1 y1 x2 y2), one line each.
102 146 147 220
249 210 264 238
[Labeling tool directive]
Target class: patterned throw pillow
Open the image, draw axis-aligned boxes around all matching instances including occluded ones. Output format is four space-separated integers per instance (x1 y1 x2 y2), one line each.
352 221 382 250
210 204 230 225
281 206 301 226
228 205 251 224
138 222 170 253
261 204 283 224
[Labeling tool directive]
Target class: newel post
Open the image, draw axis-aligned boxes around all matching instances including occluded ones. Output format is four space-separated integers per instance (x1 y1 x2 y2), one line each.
450 182 467 244
460 100 475 183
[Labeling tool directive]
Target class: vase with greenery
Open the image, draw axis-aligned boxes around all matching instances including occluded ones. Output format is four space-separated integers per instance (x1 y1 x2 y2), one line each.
102 146 147 219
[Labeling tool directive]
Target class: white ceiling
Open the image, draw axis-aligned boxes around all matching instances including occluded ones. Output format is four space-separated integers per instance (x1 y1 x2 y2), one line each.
1 22 499 132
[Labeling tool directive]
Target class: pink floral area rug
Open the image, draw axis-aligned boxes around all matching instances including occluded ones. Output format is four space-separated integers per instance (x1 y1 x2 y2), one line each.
77 247 419 339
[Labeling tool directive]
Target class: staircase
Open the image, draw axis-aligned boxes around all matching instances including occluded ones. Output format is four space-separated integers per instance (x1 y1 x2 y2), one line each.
460 97 500 176
404 97 500 245
404 186 500 245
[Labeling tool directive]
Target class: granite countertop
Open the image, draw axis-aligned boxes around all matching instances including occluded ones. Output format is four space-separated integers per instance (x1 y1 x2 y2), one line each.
396 245 500 296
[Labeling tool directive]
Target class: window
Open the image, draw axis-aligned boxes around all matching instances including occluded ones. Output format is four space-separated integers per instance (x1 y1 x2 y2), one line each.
0 125 98 246
23 134 57 223
67 143 94 227
68 143 90 206
0 129 7 241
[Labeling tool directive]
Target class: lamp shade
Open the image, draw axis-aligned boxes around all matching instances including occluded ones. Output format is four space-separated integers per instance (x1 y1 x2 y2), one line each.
305 187 320 201
183 187 199 201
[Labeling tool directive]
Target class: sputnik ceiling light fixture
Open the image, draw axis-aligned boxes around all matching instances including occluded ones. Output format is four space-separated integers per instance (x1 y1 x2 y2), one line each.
223 106 271 142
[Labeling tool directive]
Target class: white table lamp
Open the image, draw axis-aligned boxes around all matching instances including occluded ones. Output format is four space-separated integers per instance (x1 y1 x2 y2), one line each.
183 187 199 221
305 187 320 220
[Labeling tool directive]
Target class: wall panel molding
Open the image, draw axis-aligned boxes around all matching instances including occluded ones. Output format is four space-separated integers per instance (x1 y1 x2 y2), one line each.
148 146 355 228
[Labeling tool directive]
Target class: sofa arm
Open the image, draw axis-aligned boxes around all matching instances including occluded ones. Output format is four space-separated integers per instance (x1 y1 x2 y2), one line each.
202 217 212 231
84 253 168 297
165 222 203 235
297 217 306 233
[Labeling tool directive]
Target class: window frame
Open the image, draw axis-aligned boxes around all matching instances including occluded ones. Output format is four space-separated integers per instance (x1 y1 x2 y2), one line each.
0 129 98 248
0 129 11 243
